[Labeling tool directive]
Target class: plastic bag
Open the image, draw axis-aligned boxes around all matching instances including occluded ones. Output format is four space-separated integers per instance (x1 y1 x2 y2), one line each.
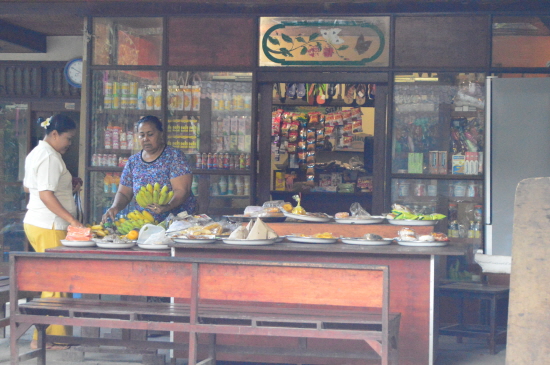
350 202 371 218
138 224 165 244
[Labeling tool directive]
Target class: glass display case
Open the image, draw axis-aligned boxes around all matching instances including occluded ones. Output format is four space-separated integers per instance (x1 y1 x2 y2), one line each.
268 82 376 215
166 72 254 216
391 72 485 247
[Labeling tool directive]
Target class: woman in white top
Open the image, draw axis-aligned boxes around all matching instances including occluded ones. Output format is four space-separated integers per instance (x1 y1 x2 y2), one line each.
23 114 82 350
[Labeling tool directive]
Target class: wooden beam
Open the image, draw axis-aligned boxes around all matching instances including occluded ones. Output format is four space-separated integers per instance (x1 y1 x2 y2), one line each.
0 19 46 53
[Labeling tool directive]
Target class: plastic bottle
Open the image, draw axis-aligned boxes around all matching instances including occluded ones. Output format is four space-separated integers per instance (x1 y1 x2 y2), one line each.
145 86 154 110
111 173 119 193
239 153 245 170
468 221 475 238
218 175 227 195
103 173 112 194
227 176 235 195
196 153 202 169
154 85 162 110
235 176 244 196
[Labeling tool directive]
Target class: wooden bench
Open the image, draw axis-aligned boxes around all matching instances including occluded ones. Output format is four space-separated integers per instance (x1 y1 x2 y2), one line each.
10 252 401 365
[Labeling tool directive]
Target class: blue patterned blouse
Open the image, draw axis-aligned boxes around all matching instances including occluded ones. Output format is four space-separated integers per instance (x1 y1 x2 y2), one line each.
120 145 196 221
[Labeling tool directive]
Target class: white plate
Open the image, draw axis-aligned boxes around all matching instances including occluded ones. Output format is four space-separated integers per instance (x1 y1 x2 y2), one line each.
222 238 277 246
283 212 333 222
172 237 217 244
138 243 170 250
397 240 448 247
61 240 96 247
334 217 385 224
285 236 338 244
95 241 136 249
341 238 393 246
388 219 439 226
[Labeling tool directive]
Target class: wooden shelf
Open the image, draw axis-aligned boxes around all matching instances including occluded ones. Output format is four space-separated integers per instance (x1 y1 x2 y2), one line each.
192 169 252 175
392 173 484 180
270 190 371 196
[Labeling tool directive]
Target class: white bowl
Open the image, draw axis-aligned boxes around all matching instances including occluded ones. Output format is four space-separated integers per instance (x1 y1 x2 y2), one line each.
474 251 512 274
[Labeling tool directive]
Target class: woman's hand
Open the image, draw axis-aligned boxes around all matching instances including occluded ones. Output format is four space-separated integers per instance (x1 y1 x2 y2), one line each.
146 204 168 215
68 219 84 228
102 207 119 223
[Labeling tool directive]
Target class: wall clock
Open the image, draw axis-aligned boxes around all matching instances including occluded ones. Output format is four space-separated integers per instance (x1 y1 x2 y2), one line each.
64 58 83 88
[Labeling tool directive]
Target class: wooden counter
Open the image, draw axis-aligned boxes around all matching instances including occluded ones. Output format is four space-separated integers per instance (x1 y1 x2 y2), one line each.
45 245 170 256
171 222 466 365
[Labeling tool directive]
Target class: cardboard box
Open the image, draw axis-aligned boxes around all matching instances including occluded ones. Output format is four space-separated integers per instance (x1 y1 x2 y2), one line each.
428 151 439 174
452 154 465 174
408 153 423 174
438 151 448 174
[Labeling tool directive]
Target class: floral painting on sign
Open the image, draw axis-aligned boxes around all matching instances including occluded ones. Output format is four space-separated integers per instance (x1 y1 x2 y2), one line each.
260 17 389 67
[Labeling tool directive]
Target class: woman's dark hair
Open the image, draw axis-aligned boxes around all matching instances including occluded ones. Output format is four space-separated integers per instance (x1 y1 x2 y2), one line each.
37 114 76 135
137 115 163 132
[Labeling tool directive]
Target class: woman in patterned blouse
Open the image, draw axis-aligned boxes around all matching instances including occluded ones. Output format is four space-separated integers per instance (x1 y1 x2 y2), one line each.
102 115 196 222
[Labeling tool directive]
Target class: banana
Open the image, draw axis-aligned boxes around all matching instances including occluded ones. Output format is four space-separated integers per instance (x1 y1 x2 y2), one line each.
142 210 155 223
143 190 153 205
158 191 168 205
146 183 153 194
126 212 136 221
91 224 103 230
154 182 160 193
133 210 145 220
95 230 107 237
135 192 148 208
140 186 147 193
153 190 160 204
167 190 174 202
160 185 168 195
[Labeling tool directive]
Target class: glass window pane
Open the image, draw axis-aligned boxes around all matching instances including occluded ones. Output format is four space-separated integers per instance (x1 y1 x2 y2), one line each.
259 17 389 67
392 72 485 175
492 16 550 67
0 103 29 259
93 17 163 66
166 72 253 168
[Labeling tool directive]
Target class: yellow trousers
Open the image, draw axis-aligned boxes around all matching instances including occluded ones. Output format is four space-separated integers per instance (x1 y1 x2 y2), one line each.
23 223 73 341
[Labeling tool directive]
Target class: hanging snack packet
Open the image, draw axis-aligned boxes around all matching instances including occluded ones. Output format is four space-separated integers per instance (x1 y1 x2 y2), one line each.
271 109 283 136
333 111 344 125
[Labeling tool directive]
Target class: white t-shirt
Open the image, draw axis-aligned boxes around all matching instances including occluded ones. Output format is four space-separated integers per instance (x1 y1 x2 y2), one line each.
23 140 76 230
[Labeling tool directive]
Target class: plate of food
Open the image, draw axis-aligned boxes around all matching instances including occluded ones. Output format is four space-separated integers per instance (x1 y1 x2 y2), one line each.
334 216 386 224
172 236 217 244
61 240 96 247
388 219 439 226
341 234 393 245
396 240 448 247
223 215 287 223
137 243 170 250
283 212 333 223
95 240 136 249
285 234 338 244
222 238 277 246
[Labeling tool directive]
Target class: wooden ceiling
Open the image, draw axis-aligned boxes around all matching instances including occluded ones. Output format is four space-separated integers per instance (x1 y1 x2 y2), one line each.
0 0 546 53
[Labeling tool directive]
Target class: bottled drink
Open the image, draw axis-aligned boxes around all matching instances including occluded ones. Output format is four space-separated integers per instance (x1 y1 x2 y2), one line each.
103 173 112 194
217 153 224 169
239 153 245 170
218 176 227 195
227 176 235 195
474 205 483 222
207 153 213 169
201 153 208 169
474 221 481 238
468 221 475 238
195 153 202 169
223 153 230 169
245 153 251 170
211 153 217 169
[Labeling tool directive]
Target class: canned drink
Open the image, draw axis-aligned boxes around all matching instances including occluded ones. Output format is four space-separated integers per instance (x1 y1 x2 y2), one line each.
129 82 138 96
112 82 119 96
104 95 112 109
121 82 129 96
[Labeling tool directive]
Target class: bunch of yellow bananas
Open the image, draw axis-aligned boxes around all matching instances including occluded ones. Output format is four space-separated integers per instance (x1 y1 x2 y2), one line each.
135 183 174 208
90 224 110 237
114 210 156 235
